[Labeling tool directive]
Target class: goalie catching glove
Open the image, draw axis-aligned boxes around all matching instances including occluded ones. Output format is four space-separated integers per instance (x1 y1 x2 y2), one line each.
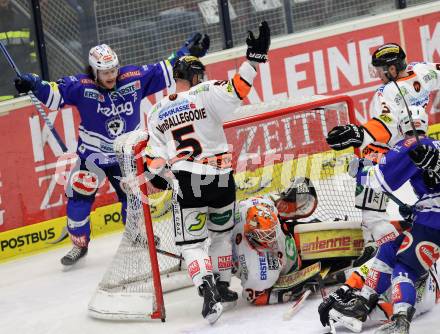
326 124 364 151
246 21 270 63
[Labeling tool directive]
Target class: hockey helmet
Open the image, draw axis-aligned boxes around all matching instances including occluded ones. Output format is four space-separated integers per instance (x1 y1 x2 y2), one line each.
173 56 205 86
397 105 428 136
276 177 318 221
244 204 279 251
371 43 407 76
88 44 119 79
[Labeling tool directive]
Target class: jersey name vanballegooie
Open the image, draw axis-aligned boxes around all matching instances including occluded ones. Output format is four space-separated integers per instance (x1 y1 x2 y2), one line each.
155 108 207 134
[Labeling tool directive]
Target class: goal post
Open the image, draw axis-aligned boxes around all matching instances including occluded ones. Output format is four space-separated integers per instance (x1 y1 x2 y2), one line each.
88 94 361 321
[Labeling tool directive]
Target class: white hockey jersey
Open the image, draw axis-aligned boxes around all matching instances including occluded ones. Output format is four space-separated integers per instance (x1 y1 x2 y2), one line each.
232 196 298 304
361 62 440 160
147 61 257 175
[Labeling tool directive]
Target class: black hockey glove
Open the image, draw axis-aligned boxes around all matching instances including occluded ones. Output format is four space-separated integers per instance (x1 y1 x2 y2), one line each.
409 144 440 172
422 169 440 190
14 73 41 94
186 33 210 58
246 21 270 63
326 124 364 151
399 204 414 223
318 285 352 327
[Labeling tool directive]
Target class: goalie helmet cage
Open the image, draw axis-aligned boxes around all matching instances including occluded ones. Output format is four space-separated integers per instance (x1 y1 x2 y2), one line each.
88 94 361 321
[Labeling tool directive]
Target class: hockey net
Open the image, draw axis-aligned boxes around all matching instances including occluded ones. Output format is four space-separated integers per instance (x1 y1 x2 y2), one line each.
88 95 361 321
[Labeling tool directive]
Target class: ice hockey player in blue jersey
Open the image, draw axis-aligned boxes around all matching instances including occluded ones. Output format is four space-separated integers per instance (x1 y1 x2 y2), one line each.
14 34 210 267
328 105 440 334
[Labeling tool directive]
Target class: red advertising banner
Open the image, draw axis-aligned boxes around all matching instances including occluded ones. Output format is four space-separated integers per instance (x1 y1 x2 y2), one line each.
0 9 439 233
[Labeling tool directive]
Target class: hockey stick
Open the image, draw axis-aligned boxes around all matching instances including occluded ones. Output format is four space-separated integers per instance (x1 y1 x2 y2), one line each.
0 41 68 152
283 265 331 320
156 248 184 260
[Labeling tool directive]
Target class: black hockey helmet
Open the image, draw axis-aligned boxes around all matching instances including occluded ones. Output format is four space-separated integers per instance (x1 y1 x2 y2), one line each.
173 56 205 85
371 43 407 73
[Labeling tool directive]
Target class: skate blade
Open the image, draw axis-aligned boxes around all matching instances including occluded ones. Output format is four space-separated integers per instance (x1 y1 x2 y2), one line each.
61 257 87 271
329 309 362 333
205 302 223 325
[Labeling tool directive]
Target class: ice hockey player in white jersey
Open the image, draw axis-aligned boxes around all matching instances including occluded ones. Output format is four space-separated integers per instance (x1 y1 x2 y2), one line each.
145 22 271 324
326 43 440 266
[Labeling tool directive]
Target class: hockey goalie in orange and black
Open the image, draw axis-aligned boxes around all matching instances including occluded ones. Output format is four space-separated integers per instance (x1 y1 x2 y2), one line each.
325 43 440 266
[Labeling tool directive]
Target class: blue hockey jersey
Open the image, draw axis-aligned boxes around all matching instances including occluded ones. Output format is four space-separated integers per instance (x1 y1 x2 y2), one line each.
360 135 440 229
34 61 173 166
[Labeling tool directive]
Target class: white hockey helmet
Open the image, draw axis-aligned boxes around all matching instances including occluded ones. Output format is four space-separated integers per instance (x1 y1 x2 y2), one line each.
88 44 119 79
397 105 428 136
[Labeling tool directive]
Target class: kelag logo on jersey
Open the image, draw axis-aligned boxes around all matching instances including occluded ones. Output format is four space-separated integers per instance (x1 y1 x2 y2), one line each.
118 80 141 95
84 88 105 102
105 116 126 139
97 101 134 116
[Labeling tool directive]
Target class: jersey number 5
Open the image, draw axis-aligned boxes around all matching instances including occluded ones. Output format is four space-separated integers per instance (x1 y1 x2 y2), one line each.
172 125 202 158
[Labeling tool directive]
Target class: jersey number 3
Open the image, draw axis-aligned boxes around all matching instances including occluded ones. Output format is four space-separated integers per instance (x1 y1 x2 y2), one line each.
172 125 202 158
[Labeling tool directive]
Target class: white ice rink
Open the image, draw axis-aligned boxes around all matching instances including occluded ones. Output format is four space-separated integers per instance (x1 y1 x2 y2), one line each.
1 184 438 334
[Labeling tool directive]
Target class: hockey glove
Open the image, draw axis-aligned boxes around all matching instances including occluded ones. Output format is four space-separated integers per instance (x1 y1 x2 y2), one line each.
318 285 352 326
399 204 414 222
422 169 440 190
326 124 364 151
172 33 210 61
14 73 42 94
246 21 270 63
409 144 440 172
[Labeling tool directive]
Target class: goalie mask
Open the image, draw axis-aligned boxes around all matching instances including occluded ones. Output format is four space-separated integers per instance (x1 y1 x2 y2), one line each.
398 105 428 136
244 204 279 251
276 177 318 221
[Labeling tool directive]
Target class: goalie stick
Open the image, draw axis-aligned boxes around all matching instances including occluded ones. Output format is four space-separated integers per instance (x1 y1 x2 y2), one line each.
283 265 331 320
0 41 68 152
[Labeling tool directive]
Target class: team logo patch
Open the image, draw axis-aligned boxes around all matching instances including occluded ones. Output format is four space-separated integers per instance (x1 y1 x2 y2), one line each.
187 260 200 278
416 241 440 270
392 283 403 303
204 257 213 272
218 255 233 270
397 232 413 255
185 212 207 236
105 116 126 138
365 268 380 290
70 170 99 196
